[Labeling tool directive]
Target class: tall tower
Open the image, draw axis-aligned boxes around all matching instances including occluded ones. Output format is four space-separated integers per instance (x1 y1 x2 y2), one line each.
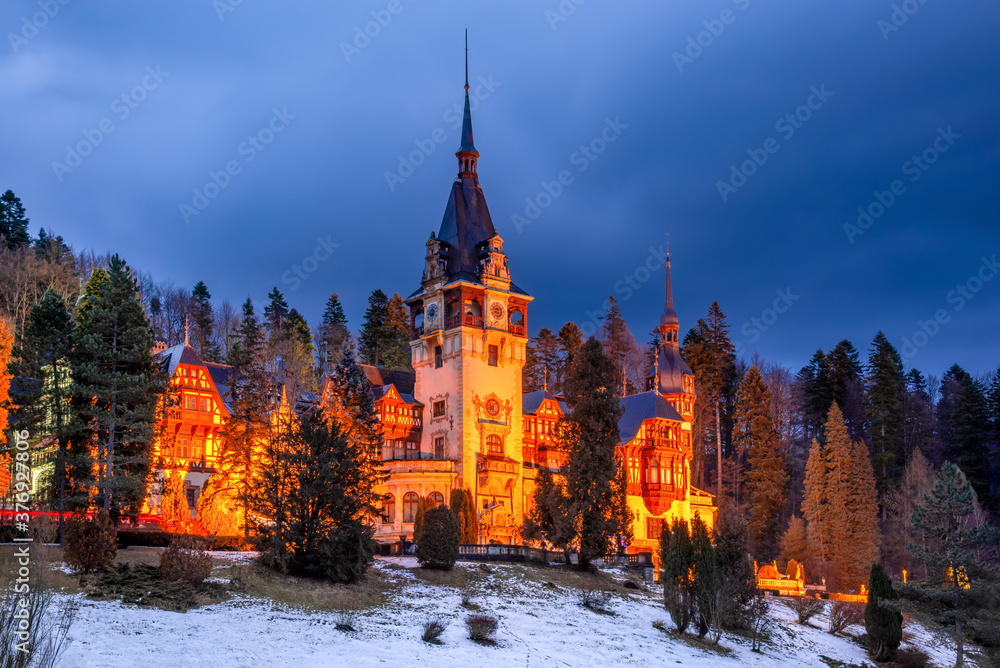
647 251 695 423
405 35 532 544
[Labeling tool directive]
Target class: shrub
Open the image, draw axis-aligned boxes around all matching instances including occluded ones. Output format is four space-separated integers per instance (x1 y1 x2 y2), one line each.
578 586 612 610
788 596 825 625
0 585 75 668
828 600 865 635
460 590 479 609
416 506 460 570
64 512 117 574
894 647 931 668
159 534 213 584
422 619 446 643
865 563 902 662
466 613 498 643
334 610 357 631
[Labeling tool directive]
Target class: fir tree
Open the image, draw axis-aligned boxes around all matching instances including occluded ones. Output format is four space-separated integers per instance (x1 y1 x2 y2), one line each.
909 462 1000 668
681 302 737 498
597 296 632 396
828 339 865 440
318 293 349 373
780 515 810 568
661 518 694 633
714 502 757 629
802 437 831 565
938 366 992 509
690 514 717 639
902 369 937 469
556 322 583 394
217 298 274 540
190 281 221 362
416 505 460 570
735 365 788 561
798 350 834 438
561 337 624 569
450 488 468 543
413 496 432 543
462 488 477 543
358 289 390 367
865 562 903 662
10 289 75 541
383 292 412 371
523 467 573 557
883 447 934 578
525 328 560 392
865 331 905 505
0 189 30 250
71 257 163 517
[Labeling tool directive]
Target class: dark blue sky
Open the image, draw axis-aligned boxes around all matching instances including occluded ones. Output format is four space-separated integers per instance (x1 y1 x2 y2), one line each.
2 1 997 379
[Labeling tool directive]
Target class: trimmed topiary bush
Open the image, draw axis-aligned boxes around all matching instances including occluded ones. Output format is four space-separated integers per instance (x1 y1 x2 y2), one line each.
416 505 459 570
64 512 117 574
865 562 902 662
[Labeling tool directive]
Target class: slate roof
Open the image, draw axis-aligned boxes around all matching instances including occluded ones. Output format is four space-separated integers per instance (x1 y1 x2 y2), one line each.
436 177 497 283
156 343 205 378
655 345 693 394
618 391 685 443
522 390 569 415
359 365 415 396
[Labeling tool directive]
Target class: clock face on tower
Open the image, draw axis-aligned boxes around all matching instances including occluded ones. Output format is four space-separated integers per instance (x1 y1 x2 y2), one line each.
426 303 438 322
490 302 504 321
486 399 500 417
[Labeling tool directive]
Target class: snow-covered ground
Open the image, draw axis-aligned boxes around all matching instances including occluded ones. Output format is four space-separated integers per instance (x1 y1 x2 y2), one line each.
58 557 957 668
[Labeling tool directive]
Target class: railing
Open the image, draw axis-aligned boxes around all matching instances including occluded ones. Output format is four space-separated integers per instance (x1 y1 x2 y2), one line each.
456 545 653 567
410 327 423 340
477 459 518 475
464 313 483 328
446 315 460 329
508 323 525 336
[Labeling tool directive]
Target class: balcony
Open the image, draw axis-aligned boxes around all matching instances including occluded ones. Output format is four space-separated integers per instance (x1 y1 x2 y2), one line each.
508 323 525 337
477 459 519 475
446 313 484 330
382 458 455 474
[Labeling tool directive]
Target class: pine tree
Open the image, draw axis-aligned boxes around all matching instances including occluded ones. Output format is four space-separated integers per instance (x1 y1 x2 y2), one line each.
190 281 221 362
462 488 478 543
358 289 390 367
525 328 560 392
523 465 573 558
828 340 865 440
661 518 694 633
902 370 937 468
780 515 810 568
690 514 717 639
799 350 834 438
883 447 934 578
735 365 788 561
681 302 737 498
713 502 757 628
909 462 1000 668
561 337 623 569
71 257 163 517
318 293 349 373
450 488 468 543
217 298 274 541
865 331 905 504
416 505 460 570
383 292 412 371
938 366 992 509
802 437 831 564
556 322 583 394
413 496 432 543
0 189 30 250
10 289 75 541
865 562 903 662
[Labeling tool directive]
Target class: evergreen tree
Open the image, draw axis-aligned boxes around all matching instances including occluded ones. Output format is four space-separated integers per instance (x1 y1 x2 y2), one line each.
828 339 865 440
713 502 757 629
865 331 905 504
160 470 190 524
902 370 937 468
865 562 903 662
780 515 810 568
382 292 412 371
462 488 477 543
609 462 634 555
735 365 788 561
938 366 992 509
525 328 560 392
561 337 624 569
261 288 316 391
9 289 75 541
0 189 30 250
71 257 163 517
196 472 242 537
682 302 737 498
217 298 273 540
190 281 221 362
798 350 834 438
883 447 934 578
450 488 468 543
597 296 632 396
802 437 831 565
661 518 694 633
989 369 1000 505
318 293 349 373
263 287 290 337
556 322 583 394
523 467 573 558
690 514 717 639
413 496 432 543
358 289 391 367
416 505 460 570
909 462 1000 668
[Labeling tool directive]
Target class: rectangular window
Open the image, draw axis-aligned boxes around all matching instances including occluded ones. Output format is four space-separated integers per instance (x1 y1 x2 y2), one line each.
406 441 418 460
177 438 189 459
433 401 445 417
434 346 443 368
434 437 445 459
185 395 197 410
647 518 665 541
488 345 498 367
185 487 196 510
191 439 204 461
199 397 209 412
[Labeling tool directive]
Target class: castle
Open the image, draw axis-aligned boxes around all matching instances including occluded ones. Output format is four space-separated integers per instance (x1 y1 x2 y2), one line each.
148 58 715 554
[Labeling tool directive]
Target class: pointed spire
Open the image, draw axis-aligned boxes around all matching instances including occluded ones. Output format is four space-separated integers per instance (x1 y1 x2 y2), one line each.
184 315 190 346
543 366 548 392
660 238 678 327
457 29 478 176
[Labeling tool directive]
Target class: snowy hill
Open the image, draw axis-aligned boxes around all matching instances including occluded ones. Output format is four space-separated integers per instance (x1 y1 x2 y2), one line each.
59 555 957 668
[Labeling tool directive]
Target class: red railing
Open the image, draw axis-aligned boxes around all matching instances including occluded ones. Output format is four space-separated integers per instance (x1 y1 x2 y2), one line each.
508 323 525 336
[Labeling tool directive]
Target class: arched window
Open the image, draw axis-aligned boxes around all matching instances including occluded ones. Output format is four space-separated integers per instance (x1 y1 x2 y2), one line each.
509 309 523 325
649 460 660 484
486 434 503 455
429 491 444 508
382 494 395 524
403 492 419 523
